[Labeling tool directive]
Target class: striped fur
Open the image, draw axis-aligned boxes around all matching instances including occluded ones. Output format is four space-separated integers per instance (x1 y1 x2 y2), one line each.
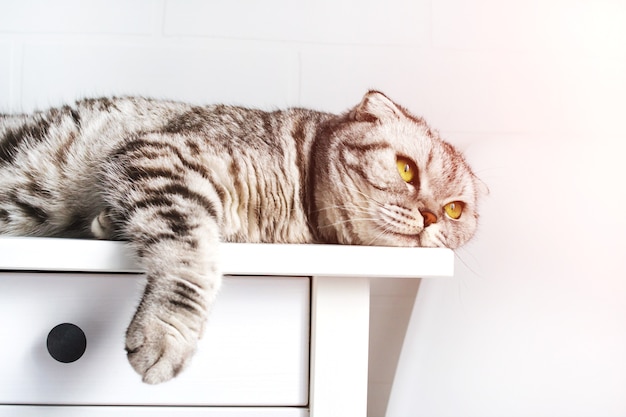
0 91 484 384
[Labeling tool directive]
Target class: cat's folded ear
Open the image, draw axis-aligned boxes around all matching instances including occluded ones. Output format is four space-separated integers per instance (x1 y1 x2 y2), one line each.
351 90 404 122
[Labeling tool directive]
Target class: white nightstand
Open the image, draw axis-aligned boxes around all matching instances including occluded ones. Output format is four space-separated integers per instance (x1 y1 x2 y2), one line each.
0 238 453 417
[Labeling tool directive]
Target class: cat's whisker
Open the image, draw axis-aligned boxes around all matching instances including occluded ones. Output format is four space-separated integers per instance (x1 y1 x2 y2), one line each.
450 248 485 314
452 247 484 280
318 217 377 229
314 204 371 215
366 224 397 246
340 183 385 208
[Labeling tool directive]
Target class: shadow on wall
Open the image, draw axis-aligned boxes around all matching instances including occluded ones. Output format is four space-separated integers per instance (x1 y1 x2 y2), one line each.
368 278 421 417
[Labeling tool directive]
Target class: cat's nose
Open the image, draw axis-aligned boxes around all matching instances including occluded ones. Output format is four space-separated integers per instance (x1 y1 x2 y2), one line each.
419 209 437 227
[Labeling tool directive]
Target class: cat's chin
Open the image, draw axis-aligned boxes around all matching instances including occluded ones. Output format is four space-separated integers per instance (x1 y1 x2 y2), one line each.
376 231 448 249
367 231 423 248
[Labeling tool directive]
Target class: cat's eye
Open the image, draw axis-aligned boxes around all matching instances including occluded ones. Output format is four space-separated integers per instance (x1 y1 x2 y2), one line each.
396 156 418 184
443 201 465 220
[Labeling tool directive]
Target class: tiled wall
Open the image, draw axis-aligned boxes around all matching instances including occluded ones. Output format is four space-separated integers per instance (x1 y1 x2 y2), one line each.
0 0 433 114
3 1 626 416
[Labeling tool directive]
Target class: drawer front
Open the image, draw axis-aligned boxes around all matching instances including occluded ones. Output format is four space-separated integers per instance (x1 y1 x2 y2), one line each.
0 273 310 406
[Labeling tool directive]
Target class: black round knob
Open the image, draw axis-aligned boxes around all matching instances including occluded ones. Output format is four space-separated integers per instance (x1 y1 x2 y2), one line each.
46 323 87 363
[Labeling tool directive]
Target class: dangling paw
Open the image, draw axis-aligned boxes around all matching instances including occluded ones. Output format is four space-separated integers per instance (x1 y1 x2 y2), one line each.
125 308 201 384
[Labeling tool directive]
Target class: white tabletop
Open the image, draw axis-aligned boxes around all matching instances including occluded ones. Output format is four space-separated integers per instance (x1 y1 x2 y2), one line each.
0 237 454 278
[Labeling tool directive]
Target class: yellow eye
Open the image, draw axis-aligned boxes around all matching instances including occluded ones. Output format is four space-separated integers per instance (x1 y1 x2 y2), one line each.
444 201 465 220
396 156 418 184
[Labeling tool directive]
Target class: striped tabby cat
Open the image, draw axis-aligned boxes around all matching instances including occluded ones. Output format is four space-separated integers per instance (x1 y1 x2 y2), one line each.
0 91 483 384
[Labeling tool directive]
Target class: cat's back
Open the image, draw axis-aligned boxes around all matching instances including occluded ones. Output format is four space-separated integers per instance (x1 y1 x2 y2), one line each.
0 96 330 239
0 96 192 164
1 97 327 159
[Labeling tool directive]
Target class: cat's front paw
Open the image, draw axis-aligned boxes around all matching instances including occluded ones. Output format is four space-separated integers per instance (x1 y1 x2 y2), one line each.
125 312 199 384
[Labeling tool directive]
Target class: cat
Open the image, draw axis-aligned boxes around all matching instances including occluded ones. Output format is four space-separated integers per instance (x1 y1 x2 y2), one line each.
0 90 484 384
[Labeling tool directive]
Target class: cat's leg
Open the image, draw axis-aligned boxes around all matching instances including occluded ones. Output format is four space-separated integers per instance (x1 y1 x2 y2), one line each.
123 214 221 384
103 134 223 384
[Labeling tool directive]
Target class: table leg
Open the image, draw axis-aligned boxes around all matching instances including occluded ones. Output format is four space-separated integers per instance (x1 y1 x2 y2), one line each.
309 276 370 417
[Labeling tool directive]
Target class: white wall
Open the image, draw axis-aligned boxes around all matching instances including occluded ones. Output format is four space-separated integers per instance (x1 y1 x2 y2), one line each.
387 2 626 416
2 1 625 416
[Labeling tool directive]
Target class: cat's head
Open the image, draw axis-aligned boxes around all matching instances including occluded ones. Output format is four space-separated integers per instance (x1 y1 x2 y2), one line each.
312 90 486 249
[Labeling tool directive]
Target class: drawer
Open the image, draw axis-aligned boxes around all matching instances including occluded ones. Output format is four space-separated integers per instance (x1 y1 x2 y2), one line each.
0 273 310 406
